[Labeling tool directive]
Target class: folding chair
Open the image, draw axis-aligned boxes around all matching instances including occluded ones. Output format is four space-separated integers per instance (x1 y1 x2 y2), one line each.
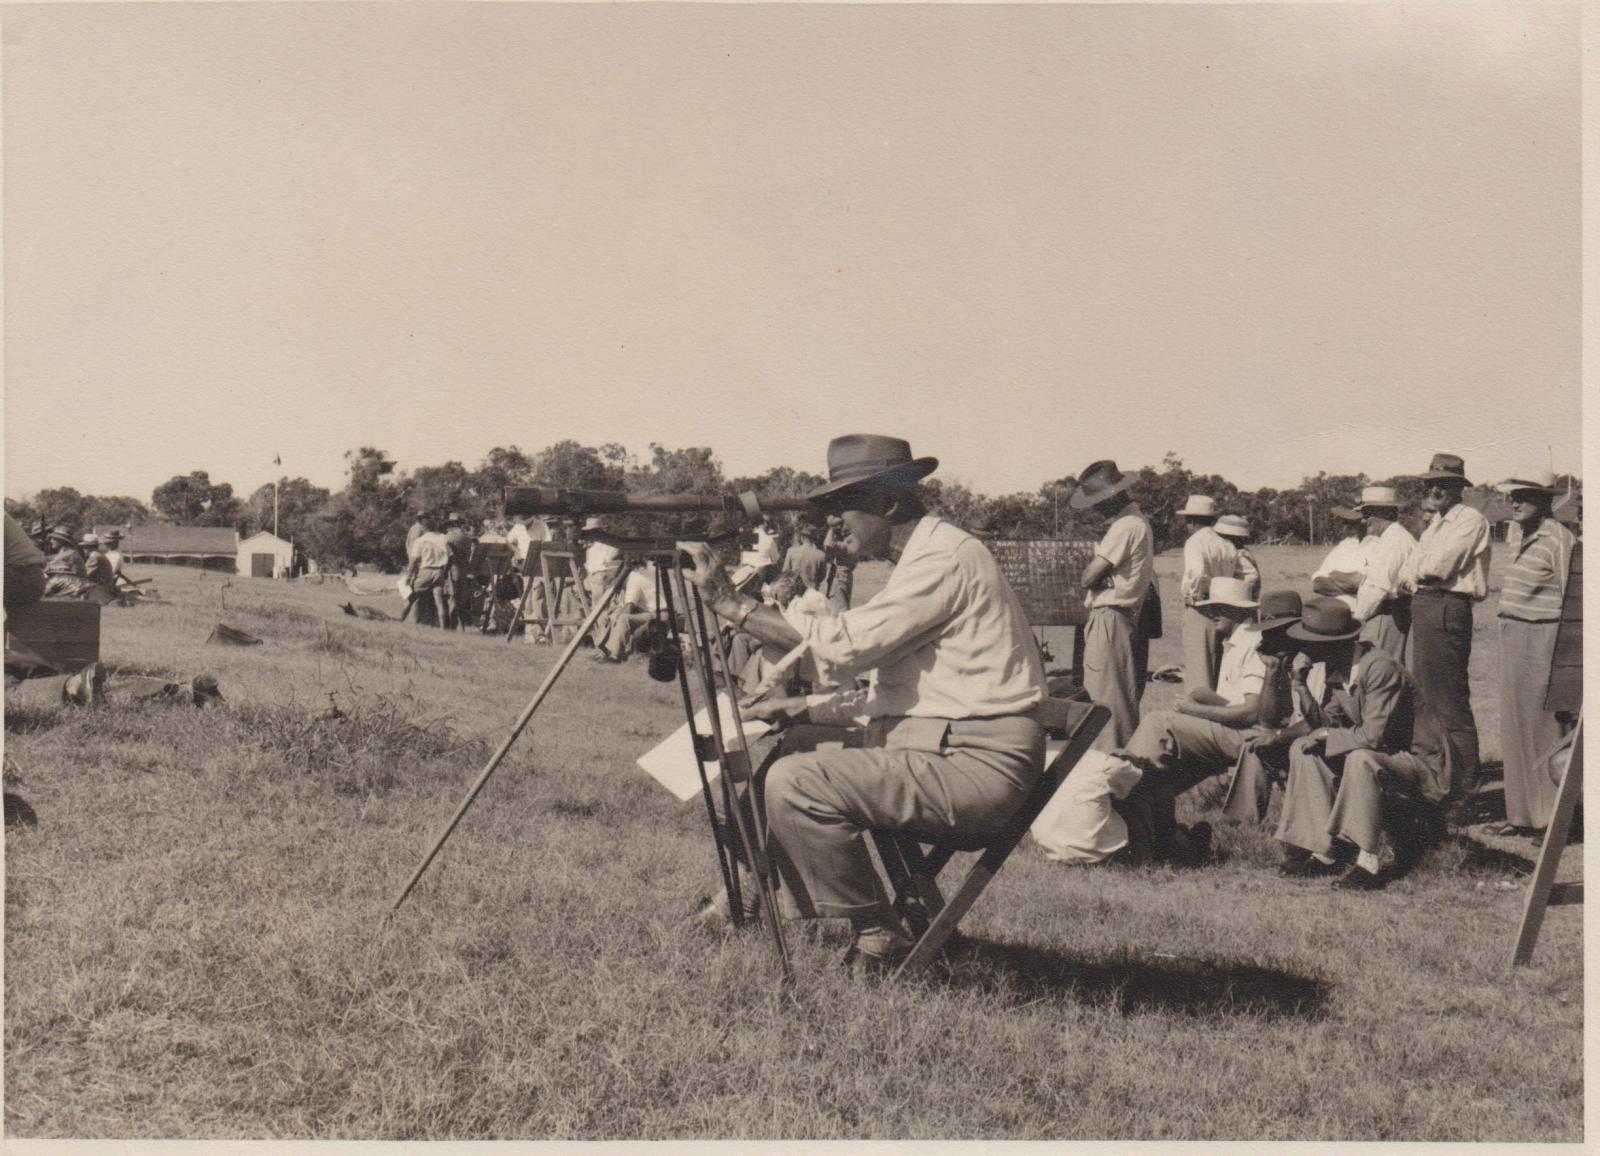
870 697 1110 978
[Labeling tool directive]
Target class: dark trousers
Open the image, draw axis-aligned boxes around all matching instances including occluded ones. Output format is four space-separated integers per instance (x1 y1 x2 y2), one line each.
1409 590 1480 801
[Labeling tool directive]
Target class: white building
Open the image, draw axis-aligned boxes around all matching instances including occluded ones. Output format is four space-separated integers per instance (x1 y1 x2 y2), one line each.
237 531 296 579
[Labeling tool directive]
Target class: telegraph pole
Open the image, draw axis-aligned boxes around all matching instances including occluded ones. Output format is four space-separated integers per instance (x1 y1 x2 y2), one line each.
1306 496 1315 546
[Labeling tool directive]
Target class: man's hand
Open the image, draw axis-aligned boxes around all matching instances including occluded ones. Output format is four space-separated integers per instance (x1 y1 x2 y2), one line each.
676 541 736 603
1301 728 1329 753
739 695 809 727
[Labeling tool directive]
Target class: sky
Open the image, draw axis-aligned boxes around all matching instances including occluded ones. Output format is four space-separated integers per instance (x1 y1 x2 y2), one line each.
2 3 1582 508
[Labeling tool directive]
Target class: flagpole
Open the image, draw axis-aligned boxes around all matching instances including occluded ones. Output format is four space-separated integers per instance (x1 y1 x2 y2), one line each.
273 454 281 541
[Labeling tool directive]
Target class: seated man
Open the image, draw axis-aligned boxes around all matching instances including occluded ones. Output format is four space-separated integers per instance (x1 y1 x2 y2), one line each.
682 434 1047 971
595 560 661 663
1274 597 1431 891
1109 579 1286 860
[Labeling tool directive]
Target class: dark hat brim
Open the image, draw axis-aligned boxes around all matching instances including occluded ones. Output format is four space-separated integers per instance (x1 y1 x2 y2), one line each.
1285 622 1361 643
806 456 939 507
1414 471 1471 486
1068 473 1138 511
1256 613 1303 633
1329 506 1362 522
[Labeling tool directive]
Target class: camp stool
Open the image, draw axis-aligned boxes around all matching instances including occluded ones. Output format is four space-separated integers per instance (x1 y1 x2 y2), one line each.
870 697 1110 978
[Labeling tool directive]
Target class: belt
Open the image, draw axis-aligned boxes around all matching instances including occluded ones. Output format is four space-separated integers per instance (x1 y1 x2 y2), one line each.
1414 587 1472 600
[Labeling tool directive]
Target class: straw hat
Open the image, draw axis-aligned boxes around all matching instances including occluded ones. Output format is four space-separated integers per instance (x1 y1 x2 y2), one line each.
1214 514 1250 540
1194 576 1258 609
1178 495 1217 519
1494 470 1558 497
1354 485 1400 511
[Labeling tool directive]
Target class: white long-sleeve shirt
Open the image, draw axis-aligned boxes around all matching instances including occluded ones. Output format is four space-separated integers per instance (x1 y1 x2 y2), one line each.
1354 521 1417 621
1181 525 1238 606
1403 503 1491 600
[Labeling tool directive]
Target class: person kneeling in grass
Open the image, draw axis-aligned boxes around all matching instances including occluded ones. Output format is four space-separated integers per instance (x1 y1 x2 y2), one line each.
1273 597 1440 891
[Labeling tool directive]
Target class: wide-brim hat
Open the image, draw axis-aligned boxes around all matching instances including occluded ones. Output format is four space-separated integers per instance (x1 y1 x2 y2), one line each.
101 530 123 543
1286 596 1361 643
1414 452 1470 486
1178 495 1217 519
1329 505 1363 523
806 434 938 507
1494 470 1558 498
1194 576 1259 609
1214 514 1250 540
46 526 76 547
1256 589 1303 632
1354 485 1400 511
79 534 100 547
1068 459 1138 511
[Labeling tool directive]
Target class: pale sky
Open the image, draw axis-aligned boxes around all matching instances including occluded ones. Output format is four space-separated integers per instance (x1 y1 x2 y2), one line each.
3 3 1582 506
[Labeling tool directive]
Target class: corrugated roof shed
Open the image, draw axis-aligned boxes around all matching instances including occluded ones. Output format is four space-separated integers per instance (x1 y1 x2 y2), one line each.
124 526 239 555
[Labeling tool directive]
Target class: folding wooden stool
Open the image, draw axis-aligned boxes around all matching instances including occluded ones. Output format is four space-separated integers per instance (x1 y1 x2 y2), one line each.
870 698 1110 977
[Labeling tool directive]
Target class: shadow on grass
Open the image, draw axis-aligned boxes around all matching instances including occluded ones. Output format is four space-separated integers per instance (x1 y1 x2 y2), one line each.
931 936 1332 1021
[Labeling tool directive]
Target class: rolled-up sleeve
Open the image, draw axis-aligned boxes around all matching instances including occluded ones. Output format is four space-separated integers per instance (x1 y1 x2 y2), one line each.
802 545 963 688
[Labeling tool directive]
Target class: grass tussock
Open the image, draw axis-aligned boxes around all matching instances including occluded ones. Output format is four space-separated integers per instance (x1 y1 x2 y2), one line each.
3 549 1583 1141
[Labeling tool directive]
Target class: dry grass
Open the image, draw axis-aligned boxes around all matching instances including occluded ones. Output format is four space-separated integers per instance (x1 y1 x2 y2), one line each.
3 548 1582 1140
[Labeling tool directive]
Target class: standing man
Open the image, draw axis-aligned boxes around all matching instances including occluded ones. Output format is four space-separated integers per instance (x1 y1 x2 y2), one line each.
821 514 856 611
1492 470 1576 834
1215 514 1260 600
781 522 828 592
403 519 453 628
1311 505 1370 611
1350 486 1416 662
405 507 431 557
1401 453 1491 825
1071 460 1154 749
682 434 1047 971
1178 495 1236 693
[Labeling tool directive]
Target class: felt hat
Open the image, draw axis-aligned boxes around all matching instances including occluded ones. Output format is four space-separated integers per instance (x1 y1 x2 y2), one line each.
1214 514 1250 540
1286 596 1361 643
1068 460 1138 511
1178 495 1217 519
1354 485 1400 511
1495 469 1558 497
79 533 101 547
1329 505 1363 524
1414 452 1471 487
101 529 123 543
1194 576 1259 609
1256 589 1303 632
806 434 939 506
46 525 76 548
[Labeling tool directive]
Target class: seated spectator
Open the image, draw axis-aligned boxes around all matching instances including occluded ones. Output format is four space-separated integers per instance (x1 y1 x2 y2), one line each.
80 534 114 587
1273 597 1430 891
595 560 662 663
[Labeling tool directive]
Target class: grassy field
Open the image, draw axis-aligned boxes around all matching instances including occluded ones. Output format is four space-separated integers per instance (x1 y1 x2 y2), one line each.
3 544 1582 1140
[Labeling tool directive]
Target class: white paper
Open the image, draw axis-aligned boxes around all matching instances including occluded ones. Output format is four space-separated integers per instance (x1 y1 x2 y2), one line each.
635 693 772 802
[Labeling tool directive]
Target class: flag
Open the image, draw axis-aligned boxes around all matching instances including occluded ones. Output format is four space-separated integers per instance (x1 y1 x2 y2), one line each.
273 454 282 467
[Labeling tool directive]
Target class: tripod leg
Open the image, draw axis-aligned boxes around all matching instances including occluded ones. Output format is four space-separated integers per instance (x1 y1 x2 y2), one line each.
390 565 632 912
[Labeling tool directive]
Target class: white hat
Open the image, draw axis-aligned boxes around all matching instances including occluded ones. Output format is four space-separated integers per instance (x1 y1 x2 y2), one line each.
1195 576 1259 609
1494 470 1558 497
1179 495 1217 518
1354 485 1400 510
1214 514 1249 539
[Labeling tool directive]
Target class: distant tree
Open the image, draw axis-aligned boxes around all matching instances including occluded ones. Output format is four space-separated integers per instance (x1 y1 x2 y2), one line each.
923 478 987 532
1284 471 1369 547
81 495 151 529
405 461 483 527
29 486 88 529
244 478 330 541
532 440 627 491
150 471 242 528
472 445 537 507
303 448 409 571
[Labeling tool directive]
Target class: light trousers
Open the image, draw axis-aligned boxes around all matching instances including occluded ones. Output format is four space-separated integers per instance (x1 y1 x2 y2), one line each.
1083 605 1142 750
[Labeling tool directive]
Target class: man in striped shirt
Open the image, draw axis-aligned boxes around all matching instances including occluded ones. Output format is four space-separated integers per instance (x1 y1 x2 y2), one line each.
1492 471 1576 833
1400 453 1491 824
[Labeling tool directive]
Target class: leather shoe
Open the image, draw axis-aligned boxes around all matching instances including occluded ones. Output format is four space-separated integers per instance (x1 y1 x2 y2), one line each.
842 923 914 975
1279 854 1343 879
1332 865 1386 892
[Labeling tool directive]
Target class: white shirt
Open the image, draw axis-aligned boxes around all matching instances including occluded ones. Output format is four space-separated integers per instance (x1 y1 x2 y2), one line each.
1216 624 1268 705
1314 535 1369 611
1181 525 1238 606
1404 502 1491 600
620 567 660 612
507 519 550 565
410 532 451 569
802 516 1046 722
1085 503 1154 611
1354 521 1417 621
584 540 622 581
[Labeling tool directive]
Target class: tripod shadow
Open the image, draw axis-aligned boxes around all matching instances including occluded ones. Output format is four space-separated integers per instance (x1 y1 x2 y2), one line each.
930 936 1332 1021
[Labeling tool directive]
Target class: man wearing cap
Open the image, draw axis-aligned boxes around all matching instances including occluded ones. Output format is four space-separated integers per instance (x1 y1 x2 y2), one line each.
1215 514 1261 600
1400 453 1491 821
1274 597 1429 890
681 434 1047 970
1311 505 1370 612
1072 460 1154 749
1492 471 1576 834
1349 486 1416 662
1178 495 1237 693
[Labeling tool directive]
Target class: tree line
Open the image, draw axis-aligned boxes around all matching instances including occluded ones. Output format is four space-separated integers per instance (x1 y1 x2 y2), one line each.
6 442 1579 573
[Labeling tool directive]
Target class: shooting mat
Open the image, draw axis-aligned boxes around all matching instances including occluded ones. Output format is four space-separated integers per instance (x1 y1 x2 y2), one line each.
987 539 1095 626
